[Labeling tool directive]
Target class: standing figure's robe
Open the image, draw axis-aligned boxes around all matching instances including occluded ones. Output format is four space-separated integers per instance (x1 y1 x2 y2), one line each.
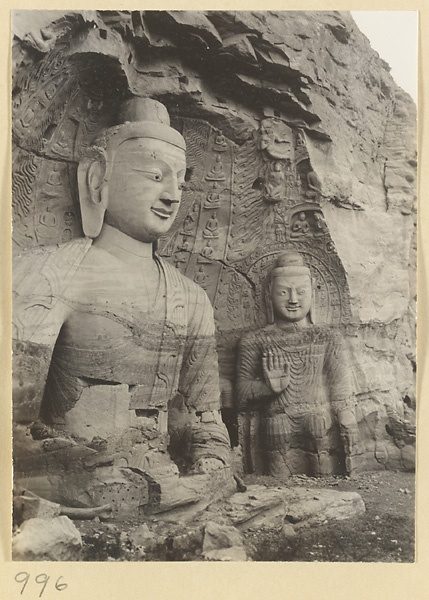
237 323 357 477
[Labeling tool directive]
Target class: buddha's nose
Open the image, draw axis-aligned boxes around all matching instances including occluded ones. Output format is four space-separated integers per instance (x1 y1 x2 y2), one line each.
160 178 181 204
289 288 298 304
160 190 180 205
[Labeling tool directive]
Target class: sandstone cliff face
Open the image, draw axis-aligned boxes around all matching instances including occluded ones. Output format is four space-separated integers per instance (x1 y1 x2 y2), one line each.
12 10 416 473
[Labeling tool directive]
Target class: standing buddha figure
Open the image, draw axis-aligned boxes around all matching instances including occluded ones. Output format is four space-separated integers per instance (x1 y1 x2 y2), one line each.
237 252 359 478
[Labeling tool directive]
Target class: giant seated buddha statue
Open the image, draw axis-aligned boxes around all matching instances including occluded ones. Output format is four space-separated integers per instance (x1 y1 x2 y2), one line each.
13 97 233 517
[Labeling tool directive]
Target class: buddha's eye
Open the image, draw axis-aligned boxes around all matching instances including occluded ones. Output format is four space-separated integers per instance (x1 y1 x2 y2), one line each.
132 168 163 181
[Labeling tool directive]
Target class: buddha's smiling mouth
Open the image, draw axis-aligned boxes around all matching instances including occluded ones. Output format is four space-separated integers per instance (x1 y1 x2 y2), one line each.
151 207 173 219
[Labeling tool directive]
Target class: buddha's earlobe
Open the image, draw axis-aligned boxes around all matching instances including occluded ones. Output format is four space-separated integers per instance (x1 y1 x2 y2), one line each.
87 160 105 197
100 184 109 210
77 151 108 239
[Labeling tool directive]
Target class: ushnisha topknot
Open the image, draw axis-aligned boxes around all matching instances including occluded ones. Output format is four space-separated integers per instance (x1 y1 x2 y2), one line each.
119 97 171 126
115 97 186 151
84 96 186 157
271 251 311 280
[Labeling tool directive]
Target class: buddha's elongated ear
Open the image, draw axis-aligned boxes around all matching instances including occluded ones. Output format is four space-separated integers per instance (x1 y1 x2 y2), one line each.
77 149 108 239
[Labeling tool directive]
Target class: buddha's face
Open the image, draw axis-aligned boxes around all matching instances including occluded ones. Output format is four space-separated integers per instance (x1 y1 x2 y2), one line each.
104 137 186 243
272 274 312 324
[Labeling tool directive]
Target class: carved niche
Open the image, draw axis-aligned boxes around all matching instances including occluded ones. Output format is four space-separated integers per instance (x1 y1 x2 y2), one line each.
156 117 352 462
12 44 352 466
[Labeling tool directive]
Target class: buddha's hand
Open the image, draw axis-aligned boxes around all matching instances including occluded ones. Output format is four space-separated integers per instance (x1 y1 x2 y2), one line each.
262 348 290 394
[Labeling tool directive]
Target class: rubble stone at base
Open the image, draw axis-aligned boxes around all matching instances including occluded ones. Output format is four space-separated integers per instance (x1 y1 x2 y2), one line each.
202 521 248 561
12 516 83 561
223 484 365 535
285 489 366 528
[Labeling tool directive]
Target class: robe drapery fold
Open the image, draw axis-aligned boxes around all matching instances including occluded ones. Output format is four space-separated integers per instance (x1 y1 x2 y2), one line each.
237 324 354 453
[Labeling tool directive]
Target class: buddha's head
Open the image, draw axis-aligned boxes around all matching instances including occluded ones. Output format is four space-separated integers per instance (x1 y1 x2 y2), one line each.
269 252 314 326
77 97 186 243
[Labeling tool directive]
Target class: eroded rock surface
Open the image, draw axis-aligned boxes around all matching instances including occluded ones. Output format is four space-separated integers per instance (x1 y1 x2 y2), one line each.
202 521 247 561
222 484 365 534
12 516 83 561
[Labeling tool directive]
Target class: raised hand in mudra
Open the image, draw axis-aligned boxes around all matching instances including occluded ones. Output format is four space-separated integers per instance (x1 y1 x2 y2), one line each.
262 347 290 394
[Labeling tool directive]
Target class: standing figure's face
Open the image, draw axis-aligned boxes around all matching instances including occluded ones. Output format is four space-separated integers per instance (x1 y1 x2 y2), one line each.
104 137 186 243
272 274 312 324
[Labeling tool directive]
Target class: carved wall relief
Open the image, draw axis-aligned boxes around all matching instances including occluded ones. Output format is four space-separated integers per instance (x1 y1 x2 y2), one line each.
12 50 127 250
213 118 352 334
258 118 294 161
160 116 348 334
158 119 234 304
156 115 354 466
156 115 352 427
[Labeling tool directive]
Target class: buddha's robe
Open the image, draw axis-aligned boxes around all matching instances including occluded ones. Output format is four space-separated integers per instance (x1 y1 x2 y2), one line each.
13 235 230 470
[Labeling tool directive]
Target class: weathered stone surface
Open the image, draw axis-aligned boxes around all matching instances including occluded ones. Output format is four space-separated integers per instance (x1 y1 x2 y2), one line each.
280 523 297 540
172 526 204 553
400 444 416 471
203 520 243 548
12 516 83 561
284 489 365 528
225 485 287 530
14 490 61 523
152 465 236 522
223 484 365 533
13 419 235 519
63 384 132 440
202 521 247 561
128 523 156 549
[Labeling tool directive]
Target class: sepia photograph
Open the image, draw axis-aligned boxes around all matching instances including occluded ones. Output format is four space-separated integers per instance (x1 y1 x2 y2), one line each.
10 9 417 566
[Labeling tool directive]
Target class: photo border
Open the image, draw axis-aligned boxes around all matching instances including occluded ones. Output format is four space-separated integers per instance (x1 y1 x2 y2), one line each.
1 3 426 599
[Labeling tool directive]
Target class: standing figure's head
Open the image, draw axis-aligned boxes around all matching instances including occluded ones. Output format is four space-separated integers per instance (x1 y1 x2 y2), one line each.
270 252 314 326
78 97 187 243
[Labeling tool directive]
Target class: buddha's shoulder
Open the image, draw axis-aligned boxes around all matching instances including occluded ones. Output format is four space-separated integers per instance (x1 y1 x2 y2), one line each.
239 325 278 346
13 238 92 287
14 238 92 265
239 324 339 347
157 257 211 301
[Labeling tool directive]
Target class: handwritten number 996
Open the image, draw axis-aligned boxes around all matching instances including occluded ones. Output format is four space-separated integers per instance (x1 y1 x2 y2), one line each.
14 572 67 597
